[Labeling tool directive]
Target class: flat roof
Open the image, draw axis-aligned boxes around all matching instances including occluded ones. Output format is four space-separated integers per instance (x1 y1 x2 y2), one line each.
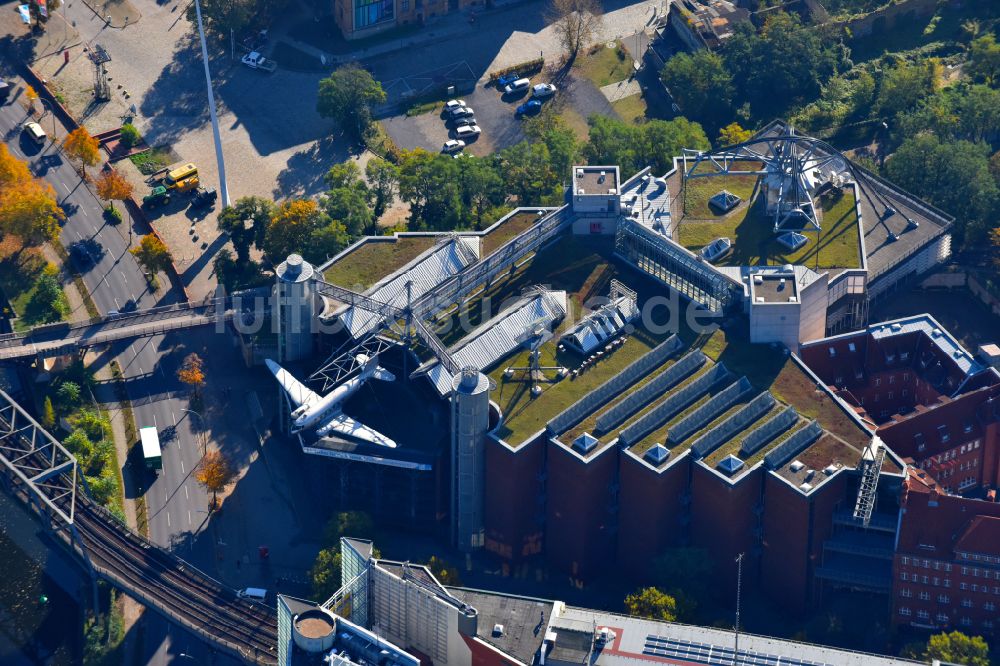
750 272 799 304
548 605 920 666
447 588 554 665
867 314 982 376
573 166 620 196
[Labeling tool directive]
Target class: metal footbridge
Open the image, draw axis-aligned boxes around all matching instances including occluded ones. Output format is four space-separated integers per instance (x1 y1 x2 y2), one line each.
0 387 277 664
0 299 234 361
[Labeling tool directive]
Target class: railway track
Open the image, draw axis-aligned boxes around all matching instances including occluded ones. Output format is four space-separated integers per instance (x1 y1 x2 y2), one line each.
29 456 278 663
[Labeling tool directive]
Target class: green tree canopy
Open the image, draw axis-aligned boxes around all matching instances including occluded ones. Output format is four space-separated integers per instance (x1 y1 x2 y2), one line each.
324 186 374 237
365 157 399 220
264 199 348 265
968 34 1000 87
396 149 464 230
317 66 387 138
661 50 735 133
217 196 273 264
585 116 709 177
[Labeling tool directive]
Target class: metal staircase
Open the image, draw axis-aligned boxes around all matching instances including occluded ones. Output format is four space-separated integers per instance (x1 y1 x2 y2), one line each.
852 437 886 527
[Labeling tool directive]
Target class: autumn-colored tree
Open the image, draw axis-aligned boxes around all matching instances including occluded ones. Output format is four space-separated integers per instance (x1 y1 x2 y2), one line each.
24 85 38 111
0 144 62 244
130 234 172 275
62 127 101 174
624 587 678 622
194 449 235 508
42 396 55 429
177 353 205 394
427 556 462 586
94 169 134 211
991 226 1000 269
716 122 752 147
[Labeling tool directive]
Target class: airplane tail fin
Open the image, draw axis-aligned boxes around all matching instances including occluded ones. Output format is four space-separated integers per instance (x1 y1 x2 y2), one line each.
357 354 396 382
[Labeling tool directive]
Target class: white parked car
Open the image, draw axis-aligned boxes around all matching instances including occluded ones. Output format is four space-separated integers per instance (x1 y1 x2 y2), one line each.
442 139 466 154
456 125 482 139
444 99 466 111
448 105 475 118
532 83 557 98
503 78 531 95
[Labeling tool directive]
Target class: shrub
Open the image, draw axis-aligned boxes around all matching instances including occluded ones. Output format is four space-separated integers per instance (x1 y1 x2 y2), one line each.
488 57 545 83
119 123 141 148
103 205 123 224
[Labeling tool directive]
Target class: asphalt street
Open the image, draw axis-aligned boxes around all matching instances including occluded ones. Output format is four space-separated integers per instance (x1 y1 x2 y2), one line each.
0 90 224 665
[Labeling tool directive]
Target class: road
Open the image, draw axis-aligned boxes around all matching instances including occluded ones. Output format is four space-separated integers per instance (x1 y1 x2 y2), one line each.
0 91 226 665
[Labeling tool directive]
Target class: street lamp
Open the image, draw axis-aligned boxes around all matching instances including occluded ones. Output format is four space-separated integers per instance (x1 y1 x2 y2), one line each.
181 408 208 455
192 0 230 207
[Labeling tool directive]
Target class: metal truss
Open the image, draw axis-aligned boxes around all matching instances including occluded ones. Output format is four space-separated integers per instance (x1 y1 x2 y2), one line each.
682 133 905 236
0 388 77 526
309 333 398 392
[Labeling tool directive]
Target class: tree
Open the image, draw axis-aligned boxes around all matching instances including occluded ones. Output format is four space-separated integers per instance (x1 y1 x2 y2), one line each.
885 133 998 244
397 149 464 230
525 114 580 184
324 161 365 191
324 186 374 237
119 123 141 148
498 141 560 206
131 234 173 275
546 0 603 61
42 397 55 429
323 510 377 545
968 34 1000 87
62 127 101 173
194 450 235 507
0 144 62 244
317 66 386 138
716 122 752 147
624 587 678 621
94 169 134 211
365 157 398 220
264 199 347 264
661 51 734 132
186 0 260 37
26 268 69 324
427 556 462 586
24 85 38 111
72 409 111 442
310 547 343 600
923 631 990 666
876 59 939 121
177 353 205 395
217 196 273 263
56 380 81 408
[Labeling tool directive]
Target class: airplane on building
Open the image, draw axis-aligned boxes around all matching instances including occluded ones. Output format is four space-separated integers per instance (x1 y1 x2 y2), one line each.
265 355 397 448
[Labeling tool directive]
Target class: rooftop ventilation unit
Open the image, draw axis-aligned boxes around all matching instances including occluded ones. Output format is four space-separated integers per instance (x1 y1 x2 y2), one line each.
891 322 903 332
905 218 919 231
645 444 670 465
788 296 797 303
576 169 584 178
932 328 942 337
753 275 763 285
789 460 805 472
882 206 896 219
717 455 745 476
823 464 839 475
799 482 813 492
887 232 899 243
493 624 504 637
573 433 599 454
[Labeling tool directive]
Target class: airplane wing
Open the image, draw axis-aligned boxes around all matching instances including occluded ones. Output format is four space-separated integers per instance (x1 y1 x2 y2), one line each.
265 359 319 408
319 413 397 449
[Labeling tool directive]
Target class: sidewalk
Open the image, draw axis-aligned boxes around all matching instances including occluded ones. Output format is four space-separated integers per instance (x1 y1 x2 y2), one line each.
80 0 141 29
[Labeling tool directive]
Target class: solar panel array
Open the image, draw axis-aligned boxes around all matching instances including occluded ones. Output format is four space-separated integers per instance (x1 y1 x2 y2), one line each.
546 335 682 435
739 406 799 456
619 363 731 447
691 391 776 459
765 420 823 469
667 377 752 446
595 350 707 434
644 635 832 666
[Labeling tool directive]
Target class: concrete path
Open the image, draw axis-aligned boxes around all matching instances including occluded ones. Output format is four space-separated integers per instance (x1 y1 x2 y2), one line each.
600 77 641 103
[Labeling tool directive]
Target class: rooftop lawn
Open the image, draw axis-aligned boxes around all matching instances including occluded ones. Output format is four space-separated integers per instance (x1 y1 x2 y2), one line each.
481 211 542 257
678 188 862 269
322 236 438 290
682 173 760 221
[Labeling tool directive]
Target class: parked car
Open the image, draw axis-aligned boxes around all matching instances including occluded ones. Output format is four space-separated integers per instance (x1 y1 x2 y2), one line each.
495 73 519 89
444 99 466 111
700 237 733 264
453 116 478 127
442 139 466 154
456 125 482 140
503 78 531 95
516 100 543 116
532 83 557 98
190 187 218 209
23 121 46 146
448 105 475 118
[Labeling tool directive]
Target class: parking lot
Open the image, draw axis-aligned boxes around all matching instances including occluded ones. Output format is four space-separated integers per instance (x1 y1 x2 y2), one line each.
382 69 617 156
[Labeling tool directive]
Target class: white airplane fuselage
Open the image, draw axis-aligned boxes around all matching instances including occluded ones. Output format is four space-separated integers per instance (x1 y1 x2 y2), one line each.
292 370 369 432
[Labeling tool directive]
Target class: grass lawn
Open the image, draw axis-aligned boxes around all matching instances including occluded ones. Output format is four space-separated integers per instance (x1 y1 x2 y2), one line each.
682 169 761 220
611 93 647 125
407 100 445 117
558 108 591 142
322 236 437 290
679 189 861 269
574 42 633 88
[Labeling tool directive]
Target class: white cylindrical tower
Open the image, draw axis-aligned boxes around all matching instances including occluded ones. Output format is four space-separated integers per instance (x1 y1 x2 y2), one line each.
451 367 490 552
275 253 316 363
